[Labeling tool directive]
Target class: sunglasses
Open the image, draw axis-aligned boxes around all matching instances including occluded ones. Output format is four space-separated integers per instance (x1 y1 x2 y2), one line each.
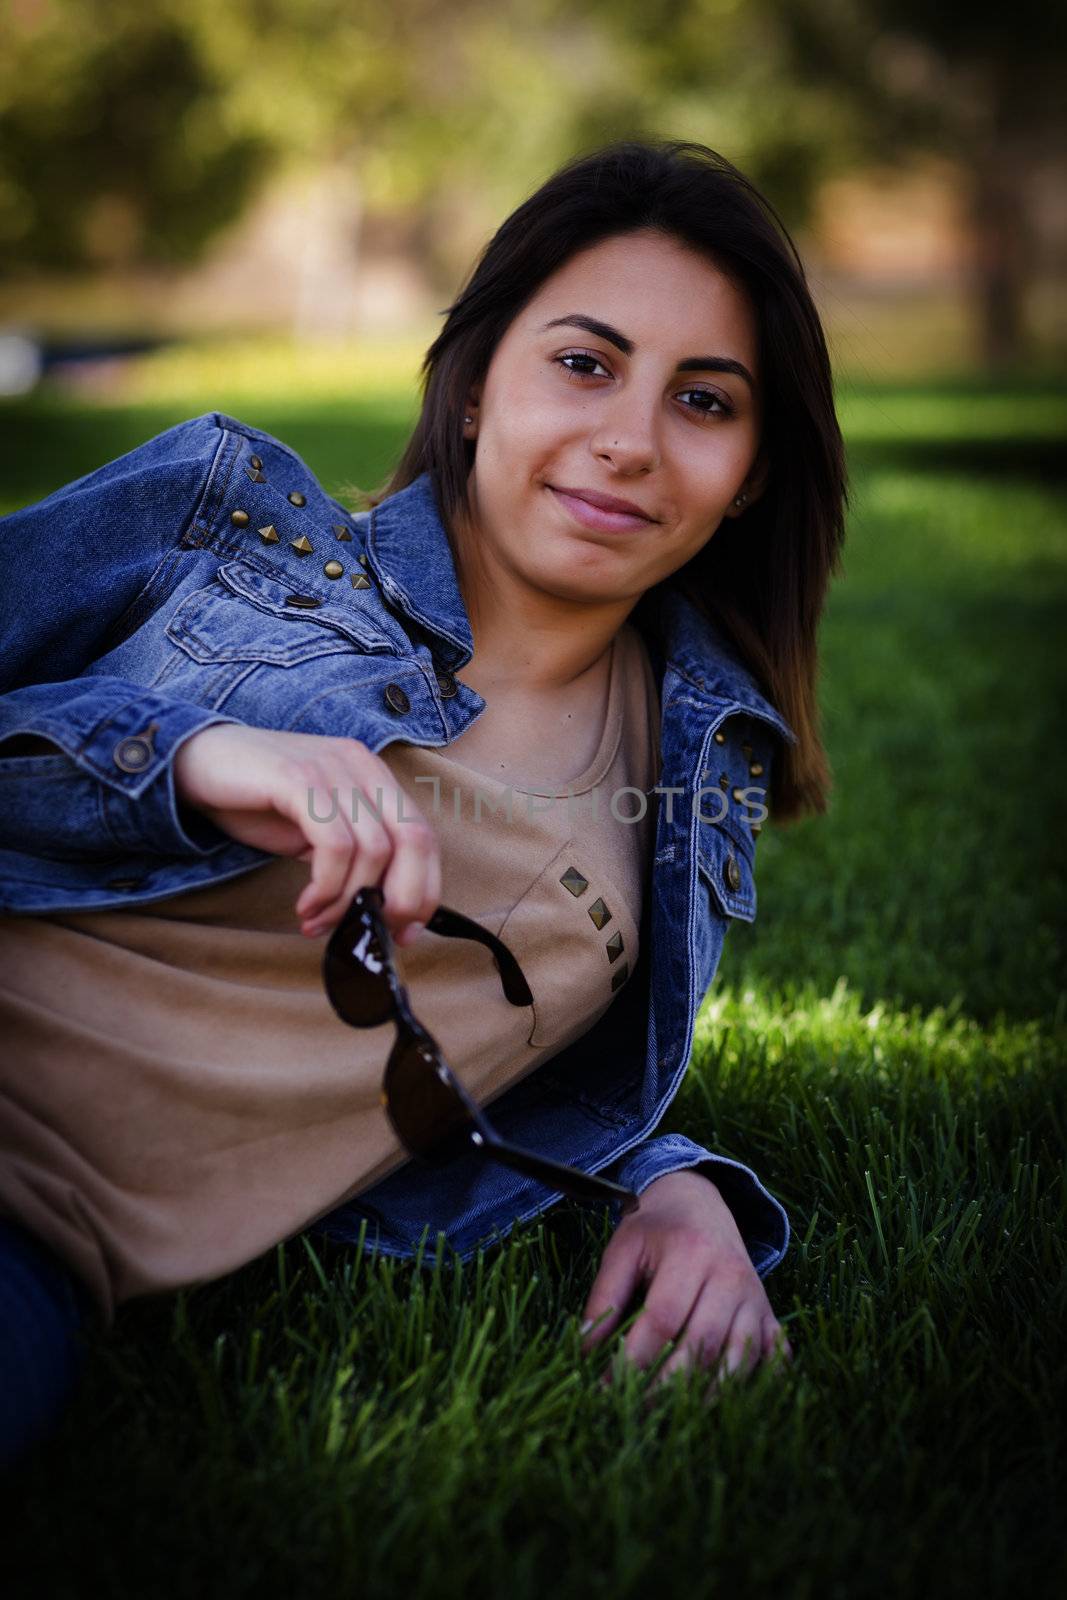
323 885 640 1216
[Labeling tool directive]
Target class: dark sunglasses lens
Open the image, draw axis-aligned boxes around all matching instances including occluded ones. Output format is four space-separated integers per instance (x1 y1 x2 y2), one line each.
384 1036 477 1165
323 907 394 1026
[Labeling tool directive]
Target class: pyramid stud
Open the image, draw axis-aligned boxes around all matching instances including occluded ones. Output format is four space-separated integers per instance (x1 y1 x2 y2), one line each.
351 572 372 589
332 524 352 541
257 524 280 544
358 552 369 567
249 455 262 470
290 534 314 555
605 931 624 963
245 467 266 483
559 866 588 897
587 897 611 930
610 962 630 993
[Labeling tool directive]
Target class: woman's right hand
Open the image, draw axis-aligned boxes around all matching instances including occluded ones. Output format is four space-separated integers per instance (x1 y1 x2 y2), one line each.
173 724 441 944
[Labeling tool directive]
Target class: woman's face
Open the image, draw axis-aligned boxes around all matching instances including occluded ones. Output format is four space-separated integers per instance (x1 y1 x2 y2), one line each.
460 227 766 608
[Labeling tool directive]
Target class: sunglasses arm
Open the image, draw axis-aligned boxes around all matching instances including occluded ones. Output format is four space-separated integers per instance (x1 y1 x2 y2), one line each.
467 1128 641 1215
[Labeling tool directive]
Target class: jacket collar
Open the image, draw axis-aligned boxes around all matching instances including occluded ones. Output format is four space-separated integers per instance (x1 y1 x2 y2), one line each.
369 470 797 744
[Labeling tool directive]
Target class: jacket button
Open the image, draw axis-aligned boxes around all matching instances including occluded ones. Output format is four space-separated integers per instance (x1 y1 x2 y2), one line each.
230 509 250 527
285 593 322 608
435 670 457 698
288 491 307 507
113 735 153 772
384 684 410 714
724 855 742 893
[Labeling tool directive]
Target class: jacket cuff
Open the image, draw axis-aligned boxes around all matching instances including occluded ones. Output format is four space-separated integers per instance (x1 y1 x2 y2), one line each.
0 684 242 858
608 1132 791 1279
95 705 242 856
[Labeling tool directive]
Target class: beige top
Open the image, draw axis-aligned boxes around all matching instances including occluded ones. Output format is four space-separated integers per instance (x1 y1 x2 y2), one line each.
0 623 661 1320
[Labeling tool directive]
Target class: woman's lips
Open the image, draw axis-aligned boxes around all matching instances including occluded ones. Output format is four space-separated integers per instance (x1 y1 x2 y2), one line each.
548 485 652 533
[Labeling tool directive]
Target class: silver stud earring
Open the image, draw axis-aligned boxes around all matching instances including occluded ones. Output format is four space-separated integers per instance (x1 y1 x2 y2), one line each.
733 491 749 508
464 414 474 425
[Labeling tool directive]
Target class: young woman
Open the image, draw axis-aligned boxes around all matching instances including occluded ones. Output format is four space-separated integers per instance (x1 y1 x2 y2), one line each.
0 138 847 1464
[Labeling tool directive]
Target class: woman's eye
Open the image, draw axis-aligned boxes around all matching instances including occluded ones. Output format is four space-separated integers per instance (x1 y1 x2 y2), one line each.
555 353 734 419
680 387 735 419
556 351 610 379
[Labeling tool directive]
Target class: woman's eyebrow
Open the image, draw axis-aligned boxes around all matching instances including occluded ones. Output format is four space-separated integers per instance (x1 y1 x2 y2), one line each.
539 313 755 388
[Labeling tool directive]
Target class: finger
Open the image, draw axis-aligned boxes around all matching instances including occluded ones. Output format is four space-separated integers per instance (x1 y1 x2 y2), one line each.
580 1229 645 1354
762 1315 794 1372
311 779 397 930
717 1305 765 1381
379 798 439 941
619 1248 706 1372
271 764 360 928
646 1274 736 1389
299 810 388 934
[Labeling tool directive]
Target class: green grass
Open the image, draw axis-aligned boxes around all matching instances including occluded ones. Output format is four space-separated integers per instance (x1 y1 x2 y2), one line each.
3 353 1066 1599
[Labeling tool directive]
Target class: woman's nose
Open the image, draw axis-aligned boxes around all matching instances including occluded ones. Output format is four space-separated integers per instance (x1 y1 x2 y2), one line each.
589 398 658 474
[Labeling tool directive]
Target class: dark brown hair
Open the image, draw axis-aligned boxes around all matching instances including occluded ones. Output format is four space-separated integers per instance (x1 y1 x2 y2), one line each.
358 137 848 824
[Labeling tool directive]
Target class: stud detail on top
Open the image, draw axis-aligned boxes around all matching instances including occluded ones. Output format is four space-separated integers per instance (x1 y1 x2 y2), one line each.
230 509 249 527
249 455 263 470
290 535 314 556
724 854 742 893
257 524 280 544
288 491 307 507
332 524 352 541
610 962 630 993
605 930 624 964
351 572 372 590
559 867 588 898
713 730 726 745
749 761 764 777
323 560 344 579
587 897 611 930
285 594 322 609
245 467 266 483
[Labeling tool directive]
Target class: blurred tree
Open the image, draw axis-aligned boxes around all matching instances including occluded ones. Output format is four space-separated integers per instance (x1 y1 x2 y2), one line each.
762 0 1067 371
0 0 271 269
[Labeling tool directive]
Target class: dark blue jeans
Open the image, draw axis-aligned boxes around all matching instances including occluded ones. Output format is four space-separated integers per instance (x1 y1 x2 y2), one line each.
0 1217 94 1469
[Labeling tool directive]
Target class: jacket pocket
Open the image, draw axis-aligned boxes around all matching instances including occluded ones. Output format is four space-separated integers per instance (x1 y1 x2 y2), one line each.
696 825 757 923
165 559 398 668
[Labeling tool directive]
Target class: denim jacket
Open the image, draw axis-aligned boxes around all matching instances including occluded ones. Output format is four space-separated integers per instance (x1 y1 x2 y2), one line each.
0 413 798 1278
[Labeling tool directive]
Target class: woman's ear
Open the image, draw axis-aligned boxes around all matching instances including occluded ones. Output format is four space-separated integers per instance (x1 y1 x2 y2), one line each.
725 448 770 517
463 385 482 434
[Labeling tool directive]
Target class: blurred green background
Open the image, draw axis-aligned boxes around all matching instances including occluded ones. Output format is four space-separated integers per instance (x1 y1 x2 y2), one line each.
0 0 1065 385
3 8 1066 1596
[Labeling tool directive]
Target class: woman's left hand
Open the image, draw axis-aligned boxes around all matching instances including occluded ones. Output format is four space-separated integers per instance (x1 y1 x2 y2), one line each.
579 1169 793 1397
